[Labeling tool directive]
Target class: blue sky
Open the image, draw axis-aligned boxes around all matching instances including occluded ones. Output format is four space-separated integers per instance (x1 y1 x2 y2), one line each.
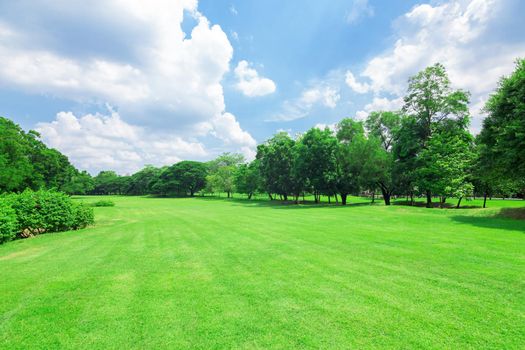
0 0 524 174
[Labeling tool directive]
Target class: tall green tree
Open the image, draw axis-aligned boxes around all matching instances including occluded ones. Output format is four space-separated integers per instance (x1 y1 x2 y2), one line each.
402 63 471 207
207 153 244 198
234 161 261 199
415 119 475 208
256 132 296 200
478 58 525 181
296 127 338 203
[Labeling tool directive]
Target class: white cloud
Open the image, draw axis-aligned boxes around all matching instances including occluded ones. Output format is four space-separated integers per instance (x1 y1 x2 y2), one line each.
210 112 257 159
272 84 340 122
0 1 259 170
230 5 238 15
36 110 207 175
300 86 340 109
356 0 525 130
346 0 374 24
355 97 404 120
36 109 256 174
234 60 276 97
345 70 370 94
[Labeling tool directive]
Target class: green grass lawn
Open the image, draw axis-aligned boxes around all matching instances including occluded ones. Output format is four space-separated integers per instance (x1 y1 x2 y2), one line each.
1 196 524 349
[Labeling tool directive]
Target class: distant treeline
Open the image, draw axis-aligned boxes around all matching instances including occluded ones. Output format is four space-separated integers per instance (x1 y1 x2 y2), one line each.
1 60 524 208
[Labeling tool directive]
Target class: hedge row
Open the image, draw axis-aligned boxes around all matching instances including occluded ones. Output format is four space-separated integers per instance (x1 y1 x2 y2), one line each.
0 190 94 244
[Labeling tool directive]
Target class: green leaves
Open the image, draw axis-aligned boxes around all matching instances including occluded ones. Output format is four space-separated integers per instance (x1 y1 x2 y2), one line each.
479 58 525 181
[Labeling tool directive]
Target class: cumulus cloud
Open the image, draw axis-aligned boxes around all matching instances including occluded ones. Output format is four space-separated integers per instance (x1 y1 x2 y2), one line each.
36 109 207 174
37 108 257 174
234 60 276 97
345 70 370 94
0 0 258 172
355 0 525 131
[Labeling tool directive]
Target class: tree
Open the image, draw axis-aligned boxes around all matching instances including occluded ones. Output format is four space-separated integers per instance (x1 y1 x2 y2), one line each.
256 132 296 200
363 112 402 205
478 58 525 182
171 161 207 196
92 171 122 195
207 153 244 198
361 137 395 205
62 171 94 195
0 117 35 192
125 165 161 195
415 119 475 208
391 115 421 204
336 118 365 144
234 161 261 199
296 127 338 203
365 111 402 151
0 117 83 193
402 63 471 207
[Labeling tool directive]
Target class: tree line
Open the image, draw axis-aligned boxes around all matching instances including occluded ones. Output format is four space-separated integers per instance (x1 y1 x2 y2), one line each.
1 60 524 208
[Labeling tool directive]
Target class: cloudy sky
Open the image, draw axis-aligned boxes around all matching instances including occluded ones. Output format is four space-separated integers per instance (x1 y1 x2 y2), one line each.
1 0 524 174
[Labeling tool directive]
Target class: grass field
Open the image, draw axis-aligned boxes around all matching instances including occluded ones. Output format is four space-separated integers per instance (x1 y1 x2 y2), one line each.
1 196 524 349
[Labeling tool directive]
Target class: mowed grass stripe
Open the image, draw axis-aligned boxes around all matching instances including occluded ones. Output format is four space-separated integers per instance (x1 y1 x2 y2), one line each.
0 196 524 349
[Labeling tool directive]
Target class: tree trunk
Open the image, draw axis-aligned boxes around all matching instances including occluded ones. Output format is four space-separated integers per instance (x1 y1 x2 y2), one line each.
371 191 375 203
410 193 414 206
283 193 288 201
456 196 462 209
340 193 347 205
314 192 319 204
426 190 432 208
268 193 273 200
328 196 331 204
248 193 252 200
379 186 391 206
227 191 231 198
335 193 339 203
483 193 488 208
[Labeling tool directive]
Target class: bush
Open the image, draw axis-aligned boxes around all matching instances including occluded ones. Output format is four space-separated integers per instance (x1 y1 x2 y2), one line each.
0 199 17 243
71 202 95 229
1 189 94 242
91 200 115 207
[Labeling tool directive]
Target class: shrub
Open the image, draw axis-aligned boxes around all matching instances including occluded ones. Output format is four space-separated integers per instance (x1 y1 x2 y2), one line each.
1 189 95 242
71 202 95 229
0 199 17 243
91 200 115 207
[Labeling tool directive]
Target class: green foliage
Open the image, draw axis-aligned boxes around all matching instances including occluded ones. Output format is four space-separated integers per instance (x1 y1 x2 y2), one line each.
296 127 338 202
1 189 94 241
403 63 470 141
91 200 116 207
256 132 297 199
125 165 161 195
71 202 95 229
92 171 124 195
234 161 261 199
0 198 17 243
156 161 207 196
0 117 85 193
206 153 244 197
479 58 525 181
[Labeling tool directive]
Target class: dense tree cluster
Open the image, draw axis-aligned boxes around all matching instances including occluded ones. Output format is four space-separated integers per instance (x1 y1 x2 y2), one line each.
0 117 92 194
1 61 523 208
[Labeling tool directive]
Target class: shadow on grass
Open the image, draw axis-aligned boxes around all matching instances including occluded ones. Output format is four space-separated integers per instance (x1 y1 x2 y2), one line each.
393 200 482 209
191 195 377 210
451 207 525 232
